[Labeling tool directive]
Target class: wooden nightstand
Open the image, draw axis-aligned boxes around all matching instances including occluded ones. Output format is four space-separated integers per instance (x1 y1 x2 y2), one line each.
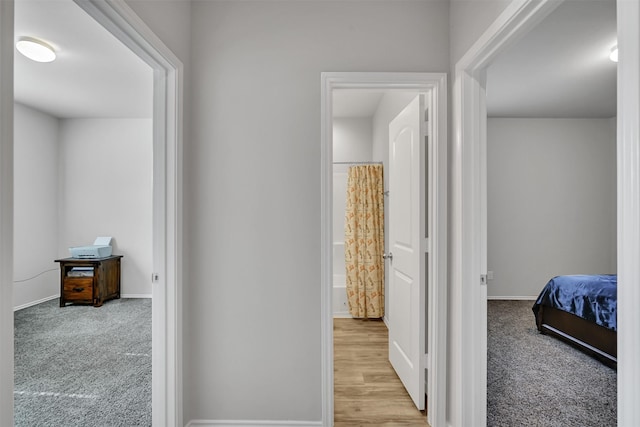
55 255 123 307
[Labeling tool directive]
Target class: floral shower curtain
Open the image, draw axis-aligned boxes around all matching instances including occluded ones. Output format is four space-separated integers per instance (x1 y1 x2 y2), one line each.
344 164 385 319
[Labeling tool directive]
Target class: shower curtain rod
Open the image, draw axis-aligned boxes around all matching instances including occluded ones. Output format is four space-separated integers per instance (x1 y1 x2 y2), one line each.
333 161 383 165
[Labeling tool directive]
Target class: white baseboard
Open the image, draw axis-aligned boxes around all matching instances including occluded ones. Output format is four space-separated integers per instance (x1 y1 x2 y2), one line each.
14 294 151 311
13 294 59 311
121 294 152 299
487 296 537 301
332 314 389 323
186 420 322 427
332 313 352 318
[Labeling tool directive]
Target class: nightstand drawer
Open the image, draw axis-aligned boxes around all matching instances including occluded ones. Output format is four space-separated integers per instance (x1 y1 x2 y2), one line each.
63 278 93 301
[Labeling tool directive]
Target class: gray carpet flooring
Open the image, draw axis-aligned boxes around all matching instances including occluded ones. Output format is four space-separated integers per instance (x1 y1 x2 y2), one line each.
14 298 151 427
488 300 616 426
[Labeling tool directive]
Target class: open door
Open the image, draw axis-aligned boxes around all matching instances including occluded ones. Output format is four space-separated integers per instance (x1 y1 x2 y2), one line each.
387 95 427 410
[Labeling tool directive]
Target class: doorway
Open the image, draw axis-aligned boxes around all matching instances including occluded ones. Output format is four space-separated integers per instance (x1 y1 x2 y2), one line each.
13 0 153 423
451 0 640 425
331 89 419 423
484 1 617 423
320 72 447 427
0 1 183 425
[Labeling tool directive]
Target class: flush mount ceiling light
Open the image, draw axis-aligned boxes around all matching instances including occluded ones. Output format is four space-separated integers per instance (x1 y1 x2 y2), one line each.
16 37 56 63
609 45 618 63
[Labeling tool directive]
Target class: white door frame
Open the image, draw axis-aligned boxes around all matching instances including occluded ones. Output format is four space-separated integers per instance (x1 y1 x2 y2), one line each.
321 72 447 427
451 0 640 425
0 2 16 425
0 1 183 425
450 2 562 423
616 0 640 424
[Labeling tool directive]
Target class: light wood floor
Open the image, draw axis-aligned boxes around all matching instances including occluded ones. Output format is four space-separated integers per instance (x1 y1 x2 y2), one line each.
333 318 429 427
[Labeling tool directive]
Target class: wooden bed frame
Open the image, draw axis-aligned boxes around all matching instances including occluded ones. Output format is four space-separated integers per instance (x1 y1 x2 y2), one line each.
535 305 617 369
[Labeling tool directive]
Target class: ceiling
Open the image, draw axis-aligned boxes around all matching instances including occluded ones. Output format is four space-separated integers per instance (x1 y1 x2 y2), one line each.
15 0 615 120
334 0 617 119
333 91 384 118
486 0 617 118
14 0 152 119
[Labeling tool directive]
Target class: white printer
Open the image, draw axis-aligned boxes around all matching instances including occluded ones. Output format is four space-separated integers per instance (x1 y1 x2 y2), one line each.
69 236 113 259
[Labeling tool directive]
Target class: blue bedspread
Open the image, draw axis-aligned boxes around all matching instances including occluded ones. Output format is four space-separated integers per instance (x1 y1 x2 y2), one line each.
532 274 617 331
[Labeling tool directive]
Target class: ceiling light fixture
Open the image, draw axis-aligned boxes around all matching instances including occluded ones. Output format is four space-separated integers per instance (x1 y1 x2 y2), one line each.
16 37 56 63
609 45 618 63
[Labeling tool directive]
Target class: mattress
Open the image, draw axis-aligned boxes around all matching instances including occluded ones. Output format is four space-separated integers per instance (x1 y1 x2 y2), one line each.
532 274 617 331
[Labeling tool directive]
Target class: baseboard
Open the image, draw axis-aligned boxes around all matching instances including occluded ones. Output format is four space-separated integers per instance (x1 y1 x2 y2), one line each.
13 294 59 311
332 313 352 318
121 294 152 299
487 296 537 301
186 420 322 427
332 314 389 323
14 294 152 311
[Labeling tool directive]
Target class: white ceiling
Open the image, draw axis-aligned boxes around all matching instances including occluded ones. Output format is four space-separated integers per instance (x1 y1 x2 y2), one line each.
15 0 616 121
486 0 617 118
14 0 152 119
333 91 384 118
334 0 617 119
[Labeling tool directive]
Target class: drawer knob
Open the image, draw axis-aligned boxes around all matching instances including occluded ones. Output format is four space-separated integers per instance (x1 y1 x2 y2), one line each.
72 287 85 293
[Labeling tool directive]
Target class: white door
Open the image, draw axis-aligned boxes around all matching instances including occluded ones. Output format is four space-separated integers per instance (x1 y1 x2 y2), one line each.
387 95 426 410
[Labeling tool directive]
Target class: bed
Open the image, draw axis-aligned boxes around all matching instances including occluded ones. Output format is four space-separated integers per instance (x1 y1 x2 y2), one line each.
532 274 617 368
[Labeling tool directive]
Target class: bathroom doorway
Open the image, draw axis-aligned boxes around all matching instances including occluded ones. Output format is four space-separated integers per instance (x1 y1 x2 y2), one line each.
321 72 447 427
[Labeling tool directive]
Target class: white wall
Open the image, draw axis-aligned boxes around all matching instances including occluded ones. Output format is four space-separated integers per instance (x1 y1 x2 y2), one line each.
13 109 152 306
333 118 373 163
58 118 153 297
449 0 512 66
332 117 373 316
13 103 59 308
184 0 449 423
487 118 617 298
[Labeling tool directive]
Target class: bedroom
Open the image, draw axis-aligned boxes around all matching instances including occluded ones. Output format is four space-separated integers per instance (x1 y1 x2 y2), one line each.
12 0 154 424
13 0 153 308
484 0 617 424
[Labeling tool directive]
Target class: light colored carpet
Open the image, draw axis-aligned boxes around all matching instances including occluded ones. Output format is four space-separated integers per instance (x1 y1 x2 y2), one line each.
14 298 151 427
488 300 616 426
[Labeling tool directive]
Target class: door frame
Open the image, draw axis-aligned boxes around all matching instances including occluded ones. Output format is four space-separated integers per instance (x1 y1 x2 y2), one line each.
320 72 447 427
451 0 640 425
616 1 640 423
0 1 183 425
0 1 15 424
450 2 562 423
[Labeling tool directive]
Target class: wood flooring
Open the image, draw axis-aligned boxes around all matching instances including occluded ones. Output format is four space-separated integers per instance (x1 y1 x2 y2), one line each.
333 318 429 427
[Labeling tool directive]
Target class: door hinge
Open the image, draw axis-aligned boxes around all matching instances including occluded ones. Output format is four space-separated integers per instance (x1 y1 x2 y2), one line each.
480 274 488 285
